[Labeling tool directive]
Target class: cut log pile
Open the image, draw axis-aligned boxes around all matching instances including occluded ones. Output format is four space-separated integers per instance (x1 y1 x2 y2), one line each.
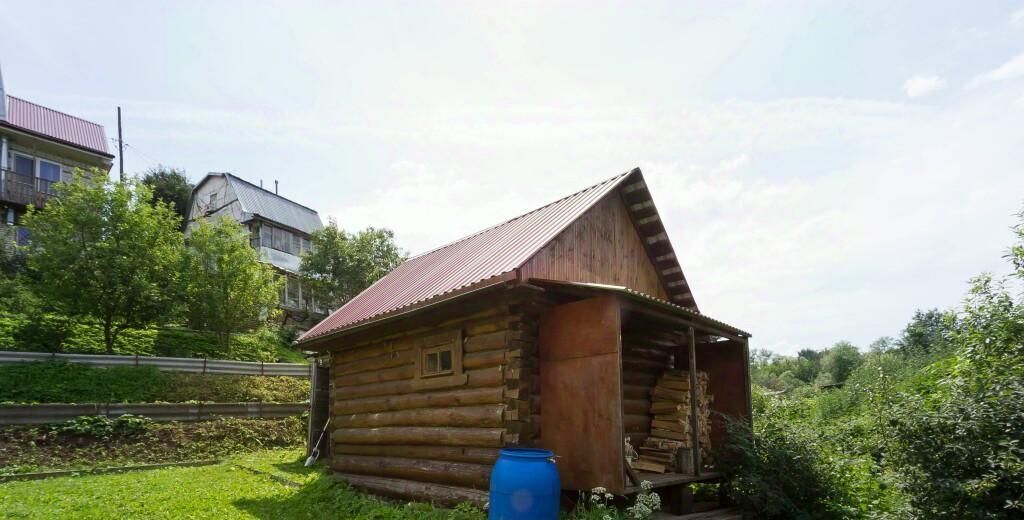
629 369 713 473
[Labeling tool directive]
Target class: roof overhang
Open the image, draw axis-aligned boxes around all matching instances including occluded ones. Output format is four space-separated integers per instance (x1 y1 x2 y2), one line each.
528 278 750 341
0 121 114 161
295 272 519 349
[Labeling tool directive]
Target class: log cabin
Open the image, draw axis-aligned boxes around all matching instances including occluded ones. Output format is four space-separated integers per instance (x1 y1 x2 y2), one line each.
295 168 751 512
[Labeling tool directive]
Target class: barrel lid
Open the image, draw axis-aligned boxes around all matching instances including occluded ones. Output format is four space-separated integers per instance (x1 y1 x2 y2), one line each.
499 448 554 460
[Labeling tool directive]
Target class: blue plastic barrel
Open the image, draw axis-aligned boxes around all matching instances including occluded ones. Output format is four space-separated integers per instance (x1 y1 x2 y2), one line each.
488 448 560 520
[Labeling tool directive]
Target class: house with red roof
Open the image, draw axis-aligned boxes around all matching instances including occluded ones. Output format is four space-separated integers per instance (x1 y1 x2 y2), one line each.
0 67 114 247
295 168 751 514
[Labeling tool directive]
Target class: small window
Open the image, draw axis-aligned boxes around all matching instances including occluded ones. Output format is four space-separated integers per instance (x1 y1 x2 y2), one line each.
208 192 219 210
301 237 311 254
415 329 463 380
422 347 454 377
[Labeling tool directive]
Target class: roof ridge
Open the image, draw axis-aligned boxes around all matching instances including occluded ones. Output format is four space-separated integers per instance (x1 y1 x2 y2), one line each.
6 94 105 128
406 169 634 261
223 172 320 215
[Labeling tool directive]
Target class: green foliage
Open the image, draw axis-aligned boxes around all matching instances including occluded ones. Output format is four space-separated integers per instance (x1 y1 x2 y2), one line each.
49 414 153 438
22 173 185 353
0 362 308 404
565 483 660 519
732 208 1024 519
816 341 863 386
0 418 305 475
0 315 300 362
0 448 487 519
300 219 405 309
140 166 193 224
184 218 282 349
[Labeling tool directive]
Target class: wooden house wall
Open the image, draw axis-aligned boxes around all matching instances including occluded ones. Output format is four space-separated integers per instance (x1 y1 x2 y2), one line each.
326 289 540 505
518 193 670 300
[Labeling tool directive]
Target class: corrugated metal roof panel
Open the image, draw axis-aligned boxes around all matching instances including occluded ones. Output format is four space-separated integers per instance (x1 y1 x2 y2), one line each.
528 278 750 338
225 174 323 234
300 170 637 341
3 95 109 156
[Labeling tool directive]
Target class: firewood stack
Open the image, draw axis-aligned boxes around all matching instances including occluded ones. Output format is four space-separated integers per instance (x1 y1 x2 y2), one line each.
630 369 713 473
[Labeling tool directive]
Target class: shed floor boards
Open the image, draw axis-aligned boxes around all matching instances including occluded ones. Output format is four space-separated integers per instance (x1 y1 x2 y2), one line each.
625 471 722 493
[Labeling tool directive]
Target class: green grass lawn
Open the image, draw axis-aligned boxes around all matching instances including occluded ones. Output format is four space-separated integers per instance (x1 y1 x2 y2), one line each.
0 448 486 520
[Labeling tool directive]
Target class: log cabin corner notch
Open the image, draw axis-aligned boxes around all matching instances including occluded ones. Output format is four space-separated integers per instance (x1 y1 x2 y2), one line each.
296 167 751 509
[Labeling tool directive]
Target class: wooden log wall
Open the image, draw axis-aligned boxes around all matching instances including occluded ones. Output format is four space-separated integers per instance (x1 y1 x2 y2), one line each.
327 289 540 506
621 332 675 449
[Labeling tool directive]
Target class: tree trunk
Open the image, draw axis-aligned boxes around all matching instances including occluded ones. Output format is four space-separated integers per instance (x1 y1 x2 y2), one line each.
103 319 115 355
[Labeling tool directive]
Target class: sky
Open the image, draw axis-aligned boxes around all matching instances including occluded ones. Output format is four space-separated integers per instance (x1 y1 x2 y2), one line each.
1 1 1023 354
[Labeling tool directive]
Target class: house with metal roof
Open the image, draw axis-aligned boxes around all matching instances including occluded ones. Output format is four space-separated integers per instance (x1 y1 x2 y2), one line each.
186 172 327 325
0 66 115 248
296 167 751 515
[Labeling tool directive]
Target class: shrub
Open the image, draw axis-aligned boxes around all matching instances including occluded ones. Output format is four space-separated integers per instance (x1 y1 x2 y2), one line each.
49 414 153 438
0 361 308 404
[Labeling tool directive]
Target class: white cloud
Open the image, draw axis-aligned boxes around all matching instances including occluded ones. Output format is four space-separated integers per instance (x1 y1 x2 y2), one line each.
315 88 1023 356
903 75 946 97
967 52 1024 88
1012 8 1024 29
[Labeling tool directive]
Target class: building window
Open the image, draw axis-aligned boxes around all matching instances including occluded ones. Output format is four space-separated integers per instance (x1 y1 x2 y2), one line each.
38 160 61 181
12 154 33 176
422 346 454 377
260 224 272 249
301 237 312 254
208 192 219 210
415 329 463 379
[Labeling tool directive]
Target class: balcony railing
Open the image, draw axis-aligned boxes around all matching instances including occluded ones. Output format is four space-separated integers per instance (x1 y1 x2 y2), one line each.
0 170 58 207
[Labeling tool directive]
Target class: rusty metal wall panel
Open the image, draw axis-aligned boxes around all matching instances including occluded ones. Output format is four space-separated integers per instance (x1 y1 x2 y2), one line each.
539 296 625 493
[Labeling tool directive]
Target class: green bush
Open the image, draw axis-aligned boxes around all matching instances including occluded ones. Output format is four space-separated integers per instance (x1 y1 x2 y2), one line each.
0 313 301 362
50 414 153 438
0 362 308 404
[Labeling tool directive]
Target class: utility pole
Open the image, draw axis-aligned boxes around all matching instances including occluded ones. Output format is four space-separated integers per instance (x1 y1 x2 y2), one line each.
117 106 124 182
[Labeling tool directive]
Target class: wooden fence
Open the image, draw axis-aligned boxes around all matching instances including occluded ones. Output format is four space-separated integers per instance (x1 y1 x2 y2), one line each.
0 402 309 425
0 351 310 377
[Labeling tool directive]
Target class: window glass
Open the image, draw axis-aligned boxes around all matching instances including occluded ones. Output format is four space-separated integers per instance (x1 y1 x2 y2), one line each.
286 275 299 304
260 224 273 249
273 227 287 251
291 234 301 255
301 237 311 253
13 155 33 176
423 347 454 376
38 161 61 182
208 193 218 209
440 350 453 372
425 352 440 374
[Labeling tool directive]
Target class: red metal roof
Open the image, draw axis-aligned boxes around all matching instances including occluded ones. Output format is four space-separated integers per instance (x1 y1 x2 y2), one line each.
3 95 110 156
299 167 698 343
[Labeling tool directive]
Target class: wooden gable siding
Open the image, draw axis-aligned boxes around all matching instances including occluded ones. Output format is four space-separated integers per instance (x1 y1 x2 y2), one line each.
519 192 670 300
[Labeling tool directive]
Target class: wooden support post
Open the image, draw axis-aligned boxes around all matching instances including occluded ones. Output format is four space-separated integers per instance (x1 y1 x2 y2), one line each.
663 484 694 515
743 337 753 428
687 326 701 475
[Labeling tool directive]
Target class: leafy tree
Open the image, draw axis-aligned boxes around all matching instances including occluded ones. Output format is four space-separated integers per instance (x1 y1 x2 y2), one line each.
183 217 281 349
895 309 950 357
23 173 184 354
141 166 193 224
816 342 862 386
300 220 405 309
